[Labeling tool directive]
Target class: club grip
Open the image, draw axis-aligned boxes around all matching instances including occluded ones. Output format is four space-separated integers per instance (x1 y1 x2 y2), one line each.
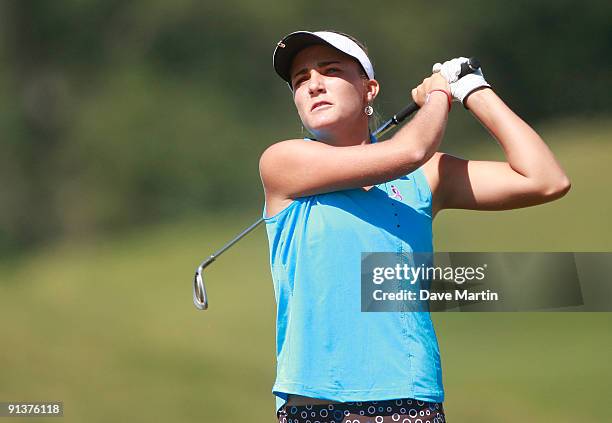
396 58 479 122
459 57 481 78
371 57 482 139
394 102 420 123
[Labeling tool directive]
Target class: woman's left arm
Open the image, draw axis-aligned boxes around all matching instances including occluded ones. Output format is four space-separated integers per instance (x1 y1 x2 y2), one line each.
432 87 571 213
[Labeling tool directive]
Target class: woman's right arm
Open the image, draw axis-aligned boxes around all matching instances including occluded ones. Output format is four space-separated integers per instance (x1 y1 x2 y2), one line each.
259 73 450 200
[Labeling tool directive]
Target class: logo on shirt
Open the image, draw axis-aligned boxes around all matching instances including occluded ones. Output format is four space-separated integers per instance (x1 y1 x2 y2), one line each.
390 185 403 201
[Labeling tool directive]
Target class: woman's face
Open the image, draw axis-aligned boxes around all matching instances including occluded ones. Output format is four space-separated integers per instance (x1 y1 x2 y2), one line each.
289 44 372 137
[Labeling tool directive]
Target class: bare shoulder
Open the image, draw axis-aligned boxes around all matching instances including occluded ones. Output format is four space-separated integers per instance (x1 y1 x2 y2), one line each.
421 152 455 219
421 151 466 190
259 139 308 217
260 139 308 186
421 151 445 194
259 138 322 172
261 138 310 156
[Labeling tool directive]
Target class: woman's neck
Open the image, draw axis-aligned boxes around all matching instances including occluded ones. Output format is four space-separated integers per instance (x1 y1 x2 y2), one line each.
311 119 372 147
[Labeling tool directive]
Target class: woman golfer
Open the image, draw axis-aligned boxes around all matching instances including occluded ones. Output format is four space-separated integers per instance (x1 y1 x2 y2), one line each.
260 30 570 423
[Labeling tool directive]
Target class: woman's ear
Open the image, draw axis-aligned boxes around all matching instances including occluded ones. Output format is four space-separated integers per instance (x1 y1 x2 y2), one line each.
365 79 380 103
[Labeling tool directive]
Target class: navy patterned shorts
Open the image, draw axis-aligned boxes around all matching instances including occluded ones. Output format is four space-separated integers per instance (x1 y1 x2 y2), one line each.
277 398 446 423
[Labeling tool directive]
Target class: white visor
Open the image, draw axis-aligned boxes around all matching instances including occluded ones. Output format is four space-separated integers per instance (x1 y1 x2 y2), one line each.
273 30 374 89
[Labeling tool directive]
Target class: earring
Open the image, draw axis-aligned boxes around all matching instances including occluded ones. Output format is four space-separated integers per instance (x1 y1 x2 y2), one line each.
364 105 374 116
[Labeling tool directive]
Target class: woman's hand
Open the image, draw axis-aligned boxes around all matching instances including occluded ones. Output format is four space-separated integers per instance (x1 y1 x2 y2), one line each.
433 57 491 108
411 73 451 107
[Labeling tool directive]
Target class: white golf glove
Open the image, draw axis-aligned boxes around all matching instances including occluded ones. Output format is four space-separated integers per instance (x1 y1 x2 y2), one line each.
432 57 491 108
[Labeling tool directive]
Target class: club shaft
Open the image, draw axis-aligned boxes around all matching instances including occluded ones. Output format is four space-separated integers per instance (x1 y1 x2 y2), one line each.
197 217 264 270
372 103 420 138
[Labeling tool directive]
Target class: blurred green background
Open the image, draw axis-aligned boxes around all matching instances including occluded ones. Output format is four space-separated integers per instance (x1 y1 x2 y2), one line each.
1 1 611 422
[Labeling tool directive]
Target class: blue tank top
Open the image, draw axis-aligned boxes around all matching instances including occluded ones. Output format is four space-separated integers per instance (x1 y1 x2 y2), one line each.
263 148 444 414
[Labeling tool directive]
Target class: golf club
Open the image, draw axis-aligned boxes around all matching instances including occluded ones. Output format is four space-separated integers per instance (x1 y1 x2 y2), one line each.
193 57 481 310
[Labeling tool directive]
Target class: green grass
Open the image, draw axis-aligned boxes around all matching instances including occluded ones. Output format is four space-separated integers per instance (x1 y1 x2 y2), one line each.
1 118 611 422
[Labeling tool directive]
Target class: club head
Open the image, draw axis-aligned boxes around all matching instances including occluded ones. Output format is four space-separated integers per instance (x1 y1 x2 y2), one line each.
193 266 208 310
